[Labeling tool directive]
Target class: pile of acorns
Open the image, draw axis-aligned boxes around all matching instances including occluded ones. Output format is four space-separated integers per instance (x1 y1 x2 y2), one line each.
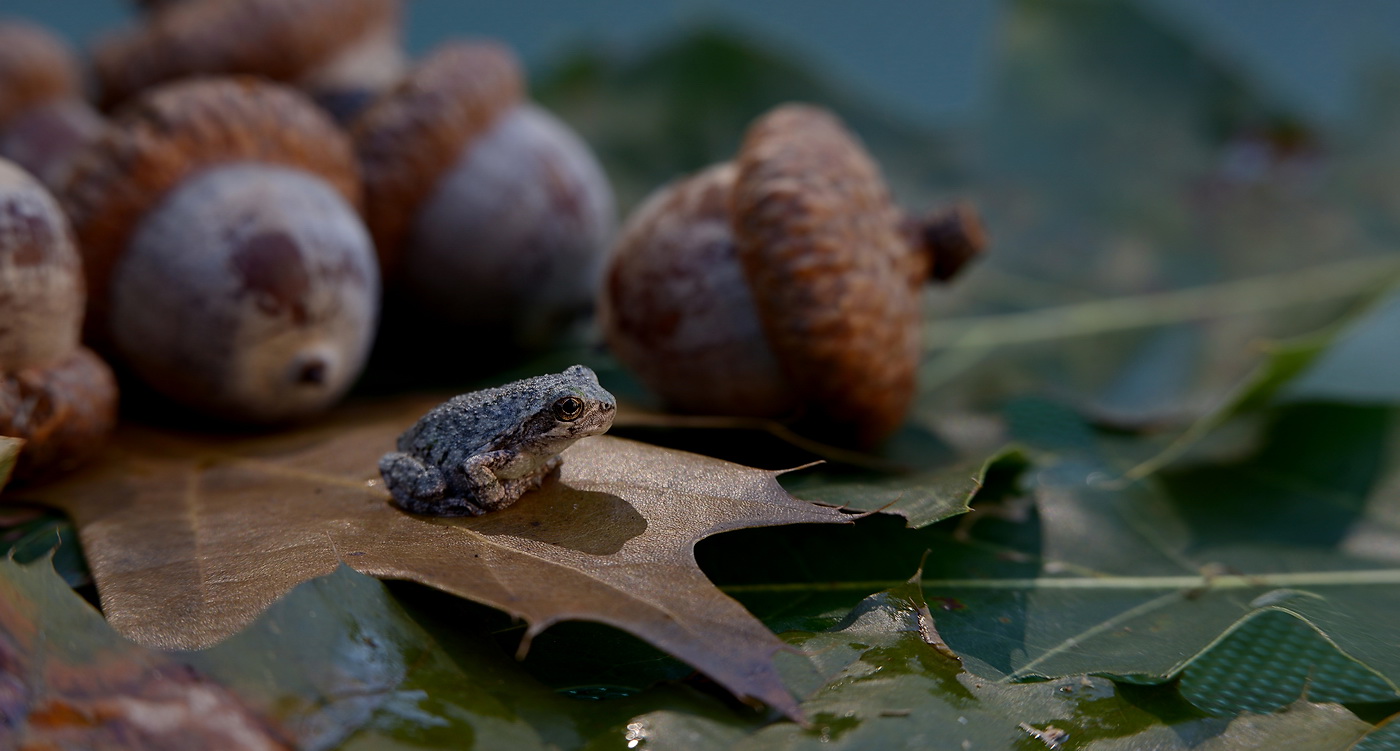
0 0 984 484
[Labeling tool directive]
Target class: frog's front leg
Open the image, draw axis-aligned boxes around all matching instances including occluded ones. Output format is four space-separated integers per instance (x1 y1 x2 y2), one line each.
379 451 450 514
458 450 562 514
455 450 519 514
498 454 563 503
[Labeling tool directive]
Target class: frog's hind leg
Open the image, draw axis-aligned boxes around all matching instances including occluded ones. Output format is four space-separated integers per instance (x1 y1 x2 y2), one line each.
379 451 450 514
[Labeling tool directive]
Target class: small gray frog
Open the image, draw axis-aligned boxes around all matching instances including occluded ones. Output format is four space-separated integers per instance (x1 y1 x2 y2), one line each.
380 365 616 516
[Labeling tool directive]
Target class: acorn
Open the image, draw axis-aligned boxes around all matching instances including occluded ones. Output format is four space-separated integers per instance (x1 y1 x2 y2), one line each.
92 0 406 122
601 104 986 448
59 78 379 423
352 41 616 351
0 158 117 483
0 22 106 188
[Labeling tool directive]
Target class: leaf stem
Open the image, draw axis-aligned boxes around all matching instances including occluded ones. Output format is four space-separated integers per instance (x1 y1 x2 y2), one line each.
720 568 1400 594
924 255 1400 351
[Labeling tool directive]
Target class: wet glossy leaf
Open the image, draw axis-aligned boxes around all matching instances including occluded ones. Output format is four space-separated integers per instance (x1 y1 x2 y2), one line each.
14 397 853 720
1085 700 1379 751
783 447 1029 528
0 506 88 587
184 566 556 750
12 0 1400 746
0 554 617 749
0 556 289 750
922 399 1400 709
594 576 1385 750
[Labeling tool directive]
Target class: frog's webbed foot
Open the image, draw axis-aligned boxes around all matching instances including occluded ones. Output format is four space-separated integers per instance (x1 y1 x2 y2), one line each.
380 451 452 515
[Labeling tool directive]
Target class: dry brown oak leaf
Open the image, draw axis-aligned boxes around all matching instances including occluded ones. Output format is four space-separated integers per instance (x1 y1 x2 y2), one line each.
18 397 853 721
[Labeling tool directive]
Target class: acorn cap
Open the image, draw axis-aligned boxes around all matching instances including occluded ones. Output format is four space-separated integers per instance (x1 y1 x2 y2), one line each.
0 346 118 484
93 0 400 108
352 41 523 273
0 22 83 132
731 104 923 447
59 76 360 323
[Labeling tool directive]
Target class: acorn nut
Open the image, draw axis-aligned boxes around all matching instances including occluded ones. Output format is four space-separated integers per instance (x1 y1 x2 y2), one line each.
0 22 106 188
353 41 616 351
93 0 406 122
0 158 118 483
601 104 986 448
60 78 380 423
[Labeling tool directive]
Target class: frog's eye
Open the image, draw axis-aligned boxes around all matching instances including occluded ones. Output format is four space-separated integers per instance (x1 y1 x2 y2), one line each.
553 396 585 421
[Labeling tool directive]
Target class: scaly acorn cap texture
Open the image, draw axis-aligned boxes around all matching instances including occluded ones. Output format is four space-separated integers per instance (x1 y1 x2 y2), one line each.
731 104 923 447
351 41 523 274
59 76 360 326
0 22 83 131
93 0 400 108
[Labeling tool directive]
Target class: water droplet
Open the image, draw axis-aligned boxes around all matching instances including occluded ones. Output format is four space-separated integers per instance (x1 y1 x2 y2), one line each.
559 684 638 700
625 720 648 748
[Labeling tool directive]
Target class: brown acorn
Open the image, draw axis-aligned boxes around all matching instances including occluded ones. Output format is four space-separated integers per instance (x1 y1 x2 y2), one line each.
0 158 117 483
352 41 616 351
92 0 406 122
601 104 986 448
0 22 106 188
59 78 379 423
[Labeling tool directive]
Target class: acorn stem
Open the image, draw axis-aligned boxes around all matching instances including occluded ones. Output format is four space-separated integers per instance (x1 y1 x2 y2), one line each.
911 202 987 283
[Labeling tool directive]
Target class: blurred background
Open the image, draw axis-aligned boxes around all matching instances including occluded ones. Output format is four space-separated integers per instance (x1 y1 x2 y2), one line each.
12 0 1400 131
10 0 1400 424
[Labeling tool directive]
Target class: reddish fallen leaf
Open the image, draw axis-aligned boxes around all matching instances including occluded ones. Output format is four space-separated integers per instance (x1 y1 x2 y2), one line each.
0 559 289 751
18 397 853 720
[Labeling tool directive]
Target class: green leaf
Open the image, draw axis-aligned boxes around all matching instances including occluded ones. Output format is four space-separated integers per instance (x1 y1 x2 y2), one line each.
1122 287 1400 480
784 446 1029 529
920 400 1400 710
1086 700 1379 751
0 506 88 586
1180 610 1399 716
908 0 1389 424
596 576 1386 749
1285 294 1400 406
183 567 555 750
0 554 759 749
0 555 292 748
